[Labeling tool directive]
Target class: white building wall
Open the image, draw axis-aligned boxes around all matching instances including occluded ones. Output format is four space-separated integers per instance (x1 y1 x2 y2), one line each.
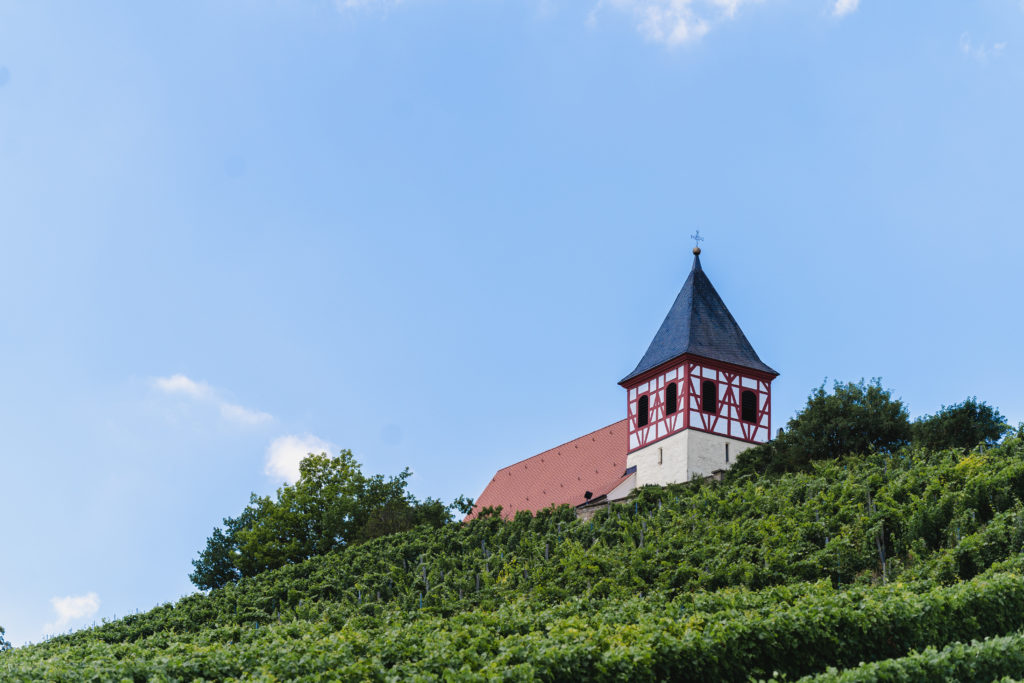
627 430 688 488
606 471 637 502
626 428 758 488
686 429 756 480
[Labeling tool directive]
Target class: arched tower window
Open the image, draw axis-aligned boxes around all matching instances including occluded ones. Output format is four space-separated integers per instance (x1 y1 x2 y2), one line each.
701 380 717 414
741 390 757 423
665 382 678 415
637 395 649 427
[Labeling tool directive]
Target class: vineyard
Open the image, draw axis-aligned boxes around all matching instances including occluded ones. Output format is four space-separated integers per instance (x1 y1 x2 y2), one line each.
6 435 1024 681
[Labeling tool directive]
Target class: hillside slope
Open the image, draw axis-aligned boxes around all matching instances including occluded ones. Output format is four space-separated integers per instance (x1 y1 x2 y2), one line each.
5 436 1024 681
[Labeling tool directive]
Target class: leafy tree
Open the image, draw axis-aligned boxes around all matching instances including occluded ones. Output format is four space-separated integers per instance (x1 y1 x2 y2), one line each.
451 494 475 516
0 625 11 653
731 379 911 476
912 397 1010 451
191 450 470 590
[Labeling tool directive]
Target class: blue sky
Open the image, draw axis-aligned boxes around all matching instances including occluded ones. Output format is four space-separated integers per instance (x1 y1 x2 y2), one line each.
2 0 1023 644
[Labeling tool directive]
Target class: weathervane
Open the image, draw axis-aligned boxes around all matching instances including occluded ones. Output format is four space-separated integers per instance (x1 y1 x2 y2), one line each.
690 230 704 255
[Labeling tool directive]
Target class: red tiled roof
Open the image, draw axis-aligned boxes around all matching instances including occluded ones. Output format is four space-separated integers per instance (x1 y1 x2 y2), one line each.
466 419 629 521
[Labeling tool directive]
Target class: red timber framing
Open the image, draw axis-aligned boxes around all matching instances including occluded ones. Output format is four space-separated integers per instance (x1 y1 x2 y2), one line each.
624 354 773 453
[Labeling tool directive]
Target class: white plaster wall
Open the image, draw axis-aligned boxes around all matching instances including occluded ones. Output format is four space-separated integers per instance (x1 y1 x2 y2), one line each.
606 472 637 502
686 430 756 480
627 430 689 488
627 429 758 487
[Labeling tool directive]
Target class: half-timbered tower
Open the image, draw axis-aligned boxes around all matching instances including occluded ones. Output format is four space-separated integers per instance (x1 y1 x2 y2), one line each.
619 247 778 488
468 242 778 520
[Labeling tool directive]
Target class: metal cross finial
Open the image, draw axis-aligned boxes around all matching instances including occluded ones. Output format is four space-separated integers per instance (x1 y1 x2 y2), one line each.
690 230 704 248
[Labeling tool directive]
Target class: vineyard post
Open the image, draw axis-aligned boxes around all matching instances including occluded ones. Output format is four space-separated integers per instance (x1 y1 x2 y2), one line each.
476 573 480 592
877 521 887 583
867 489 887 582
545 543 549 561
837 547 841 587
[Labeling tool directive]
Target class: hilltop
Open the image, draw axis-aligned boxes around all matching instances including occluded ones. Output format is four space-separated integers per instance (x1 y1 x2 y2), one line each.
6 431 1024 680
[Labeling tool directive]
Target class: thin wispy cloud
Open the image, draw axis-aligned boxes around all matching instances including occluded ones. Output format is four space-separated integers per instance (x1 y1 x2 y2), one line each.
153 374 272 426
265 434 336 483
220 402 273 426
960 33 1007 62
832 0 858 18
591 0 773 45
44 593 100 634
596 0 707 45
334 0 402 9
336 0 859 46
154 374 212 400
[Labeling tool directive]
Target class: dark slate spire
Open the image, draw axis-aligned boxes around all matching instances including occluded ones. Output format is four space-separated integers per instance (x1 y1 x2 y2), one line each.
620 250 778 384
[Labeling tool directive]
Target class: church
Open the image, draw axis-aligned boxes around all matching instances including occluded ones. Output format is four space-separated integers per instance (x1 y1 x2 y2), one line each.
467 243 778 520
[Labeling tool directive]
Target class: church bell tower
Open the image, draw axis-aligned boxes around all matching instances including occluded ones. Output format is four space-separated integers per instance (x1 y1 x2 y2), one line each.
619 242 778 486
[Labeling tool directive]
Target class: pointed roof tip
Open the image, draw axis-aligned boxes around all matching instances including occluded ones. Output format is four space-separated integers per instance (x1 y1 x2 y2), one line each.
620 252 778 384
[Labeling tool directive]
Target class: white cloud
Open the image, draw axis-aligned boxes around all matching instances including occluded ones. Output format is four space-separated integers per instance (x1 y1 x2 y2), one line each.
591 0 768 46
220 403 273 426
153 374 212 400
833 0 858 17
334 0 401 9
153 374 273 427
44 593 100 634
336 0 862 46
960 33 1007 62
265 434 335 483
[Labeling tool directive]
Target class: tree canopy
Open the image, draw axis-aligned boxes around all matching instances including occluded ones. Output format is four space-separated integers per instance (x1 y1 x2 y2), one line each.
190 450 470 590
0 626 11 653
912 397 1010 451
731 379 912 477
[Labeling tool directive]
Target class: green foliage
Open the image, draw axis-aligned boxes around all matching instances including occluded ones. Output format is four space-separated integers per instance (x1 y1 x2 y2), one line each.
8 573 1024 681
912 396 1010 452
802 630 1024 683
732 379 911 476
11 435 1024 680
0 626 11 653
190 450 464 590
450 494 475 516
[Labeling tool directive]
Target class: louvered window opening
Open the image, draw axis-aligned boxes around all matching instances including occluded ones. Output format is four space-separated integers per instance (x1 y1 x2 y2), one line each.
741 389 757 423
665 382 678 415
701 380 717 414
